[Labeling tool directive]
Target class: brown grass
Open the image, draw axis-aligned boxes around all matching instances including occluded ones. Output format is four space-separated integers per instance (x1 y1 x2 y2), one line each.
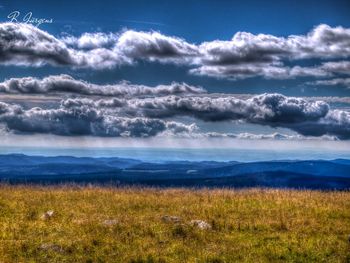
0 185 349 262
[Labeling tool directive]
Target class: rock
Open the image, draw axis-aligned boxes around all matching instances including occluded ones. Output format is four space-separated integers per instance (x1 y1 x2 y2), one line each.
39 243 63 253
161 215 181 223
190 220 212 230
102 219 118 226
41 210 54 220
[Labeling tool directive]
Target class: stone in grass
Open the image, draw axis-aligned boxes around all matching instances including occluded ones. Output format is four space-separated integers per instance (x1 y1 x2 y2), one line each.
39 243 63 253
41 210 54 220
102 219 118 226
190 220 212 230
161 215 182 223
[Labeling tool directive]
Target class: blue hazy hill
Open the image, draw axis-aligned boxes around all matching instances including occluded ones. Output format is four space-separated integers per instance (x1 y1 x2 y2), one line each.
0 154 349 190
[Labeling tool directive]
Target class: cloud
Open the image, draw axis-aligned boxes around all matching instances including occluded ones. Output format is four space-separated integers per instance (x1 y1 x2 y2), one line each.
294 24 350 59
193 24 350 79
60 93 350 139
1 92 349 139
0 74 205 97
320 61 350 75
115 30 199 63
1 23 350 80
298 61 350 88
0 23 129 68
63 29 199 63
95 93 329 122
202 132 338 141
306 78 350 89
62 32 117 49
198 24 350 63
190 64 331 80
284 109 350 139
0 101 197 137
0 23 76 66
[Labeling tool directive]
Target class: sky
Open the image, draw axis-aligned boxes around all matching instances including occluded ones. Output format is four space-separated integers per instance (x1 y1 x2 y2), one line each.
0 0 349 160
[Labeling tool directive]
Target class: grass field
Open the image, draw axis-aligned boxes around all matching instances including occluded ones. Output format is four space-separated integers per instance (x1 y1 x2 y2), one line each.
0 186 349 262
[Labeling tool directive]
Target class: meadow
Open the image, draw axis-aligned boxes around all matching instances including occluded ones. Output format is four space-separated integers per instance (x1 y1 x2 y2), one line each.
0 185 349 262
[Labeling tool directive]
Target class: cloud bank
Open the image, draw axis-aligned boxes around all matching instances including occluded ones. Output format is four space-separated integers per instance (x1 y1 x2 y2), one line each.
0 101 197 137
1 90 349 139
1 23 350 81
0 74 205 97
61 93 349 139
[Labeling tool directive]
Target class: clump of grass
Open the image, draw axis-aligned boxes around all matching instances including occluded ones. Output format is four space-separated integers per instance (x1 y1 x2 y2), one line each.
0 185 349 262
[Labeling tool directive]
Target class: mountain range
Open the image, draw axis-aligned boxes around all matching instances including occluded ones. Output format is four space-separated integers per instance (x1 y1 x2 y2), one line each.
0 154 349 190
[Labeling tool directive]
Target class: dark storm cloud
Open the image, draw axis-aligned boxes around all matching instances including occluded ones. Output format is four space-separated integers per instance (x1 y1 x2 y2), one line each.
61 93 350 139
0 101 196 137
72 94 328 123
286 109 350 139
0 75 205 97
0 93 349 139
1 23 350 80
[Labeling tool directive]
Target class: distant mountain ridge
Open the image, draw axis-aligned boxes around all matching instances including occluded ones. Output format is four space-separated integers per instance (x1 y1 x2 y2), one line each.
0 154 349 190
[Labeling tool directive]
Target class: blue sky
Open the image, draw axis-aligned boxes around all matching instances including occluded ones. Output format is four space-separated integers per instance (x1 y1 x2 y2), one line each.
0 0 350 96
0 0 349 158
1 0 350 39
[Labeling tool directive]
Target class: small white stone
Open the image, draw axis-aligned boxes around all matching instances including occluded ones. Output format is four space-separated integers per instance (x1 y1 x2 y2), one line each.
190 220 212 230
102 219 118 226
41 210 54 220
40 243 62 252
161 215 182 223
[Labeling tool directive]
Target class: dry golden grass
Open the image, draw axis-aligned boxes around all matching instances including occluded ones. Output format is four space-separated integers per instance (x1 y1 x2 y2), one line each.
0 185 349 262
